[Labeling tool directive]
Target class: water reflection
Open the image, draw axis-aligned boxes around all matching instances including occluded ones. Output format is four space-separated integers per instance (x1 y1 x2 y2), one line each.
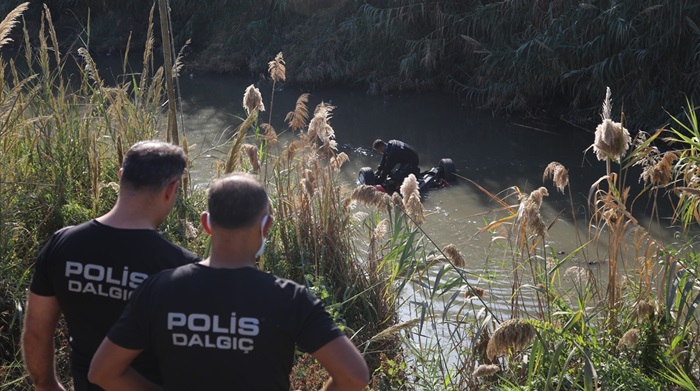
176 74 688 327
177 72 682 266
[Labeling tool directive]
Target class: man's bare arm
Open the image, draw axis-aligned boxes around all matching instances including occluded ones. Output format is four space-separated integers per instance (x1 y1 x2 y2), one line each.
313 336 369 391
88 338 160 391
21 292 66 391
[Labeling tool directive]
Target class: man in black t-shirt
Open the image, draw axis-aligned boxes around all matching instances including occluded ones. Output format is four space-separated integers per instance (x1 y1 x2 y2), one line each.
373 138 420 193
89 173 369 391
22 141 199 391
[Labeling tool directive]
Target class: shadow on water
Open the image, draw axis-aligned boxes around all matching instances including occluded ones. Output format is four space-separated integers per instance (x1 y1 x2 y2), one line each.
176 73 681 246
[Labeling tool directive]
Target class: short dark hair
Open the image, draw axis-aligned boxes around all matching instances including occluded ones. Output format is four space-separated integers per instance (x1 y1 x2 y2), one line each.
208 173 269 229
121 141 187 190
373 139 385 150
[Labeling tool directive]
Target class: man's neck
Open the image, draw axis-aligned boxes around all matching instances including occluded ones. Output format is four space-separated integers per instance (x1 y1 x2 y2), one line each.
204 232 259 269
96 199 160 229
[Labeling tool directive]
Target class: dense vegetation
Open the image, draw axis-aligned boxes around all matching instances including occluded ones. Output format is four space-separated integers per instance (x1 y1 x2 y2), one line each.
0 0 698 128
2 3 700 390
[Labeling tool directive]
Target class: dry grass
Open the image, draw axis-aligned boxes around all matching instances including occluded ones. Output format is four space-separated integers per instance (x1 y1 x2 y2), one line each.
515 186 549 242
399 174 424 226
543 161 569 194
243 84 265 116
472 364 500 378
0 2 28 49
592 87 631 162
442 244 465 268
617 328 640 350
285 93 310 131
222 56 399 377
486 318 536 360
0 5 206 389
268 52 286 82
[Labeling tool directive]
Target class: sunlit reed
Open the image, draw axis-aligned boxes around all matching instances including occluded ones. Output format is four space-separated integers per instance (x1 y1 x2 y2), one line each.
486 318 536 360
243 84 265 116
0 2 28 49
285 93 310 131
472 364 500 377
400 174 424 226
442 244 465 268
543 161 569 194
593 87 631 162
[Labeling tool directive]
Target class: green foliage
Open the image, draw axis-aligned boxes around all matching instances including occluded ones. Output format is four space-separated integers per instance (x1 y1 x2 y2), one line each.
666 99 700 227
15 0 699 128
0 5 199 389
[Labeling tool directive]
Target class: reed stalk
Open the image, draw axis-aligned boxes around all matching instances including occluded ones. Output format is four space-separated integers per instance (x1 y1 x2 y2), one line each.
0 5 205 387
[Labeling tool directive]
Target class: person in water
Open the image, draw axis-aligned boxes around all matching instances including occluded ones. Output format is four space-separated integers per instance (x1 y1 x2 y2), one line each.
372 138 420 193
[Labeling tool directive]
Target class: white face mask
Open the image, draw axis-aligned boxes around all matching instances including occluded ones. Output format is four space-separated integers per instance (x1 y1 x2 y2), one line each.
255 214 269 258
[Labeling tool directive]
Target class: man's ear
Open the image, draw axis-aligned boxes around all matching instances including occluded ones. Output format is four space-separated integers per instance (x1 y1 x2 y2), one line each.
164 179 180 201
262 215 273 236
200 212 212 234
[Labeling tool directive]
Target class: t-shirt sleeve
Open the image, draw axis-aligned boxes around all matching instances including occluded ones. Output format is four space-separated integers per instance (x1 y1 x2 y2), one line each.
107 274 159 350
179 245 201 265
294 288 344 354
29 235 57 296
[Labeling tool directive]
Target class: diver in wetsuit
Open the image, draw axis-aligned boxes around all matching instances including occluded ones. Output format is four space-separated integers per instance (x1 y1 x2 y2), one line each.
372 139 420 193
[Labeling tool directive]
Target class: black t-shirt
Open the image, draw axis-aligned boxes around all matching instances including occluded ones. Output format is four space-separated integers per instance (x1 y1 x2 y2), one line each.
108 264 345 391
30 220 200 381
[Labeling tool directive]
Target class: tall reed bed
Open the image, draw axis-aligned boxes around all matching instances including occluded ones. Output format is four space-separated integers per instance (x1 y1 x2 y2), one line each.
0 4 203 388
215 53 403 388
344 88 700 389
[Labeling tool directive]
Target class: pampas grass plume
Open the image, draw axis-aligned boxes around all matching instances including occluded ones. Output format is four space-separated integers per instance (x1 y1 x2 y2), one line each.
372 219 389 242
0 2 29 49
645 152 677 187
241 144 260 173
593 87 631 162
261 123 278 145
516 187 549 238
309 102 337 149
285 93 310 131
442 244 466 268
486 319 536 360
268 52 286 82
243 84 265 116
543 162 569 194
472 364 500 378
617 328 640 349
347 185 391 209
634 299 655 320
400 174 425 225
461 285 486 298
330 152 349 171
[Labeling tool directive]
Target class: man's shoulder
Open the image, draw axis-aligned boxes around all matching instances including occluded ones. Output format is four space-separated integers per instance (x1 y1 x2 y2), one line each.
151 237 199 262
42 220 97 247
54 219 95 234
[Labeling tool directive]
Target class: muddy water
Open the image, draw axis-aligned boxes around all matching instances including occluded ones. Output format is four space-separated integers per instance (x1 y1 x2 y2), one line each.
176 74 681 324
179 74 674 241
